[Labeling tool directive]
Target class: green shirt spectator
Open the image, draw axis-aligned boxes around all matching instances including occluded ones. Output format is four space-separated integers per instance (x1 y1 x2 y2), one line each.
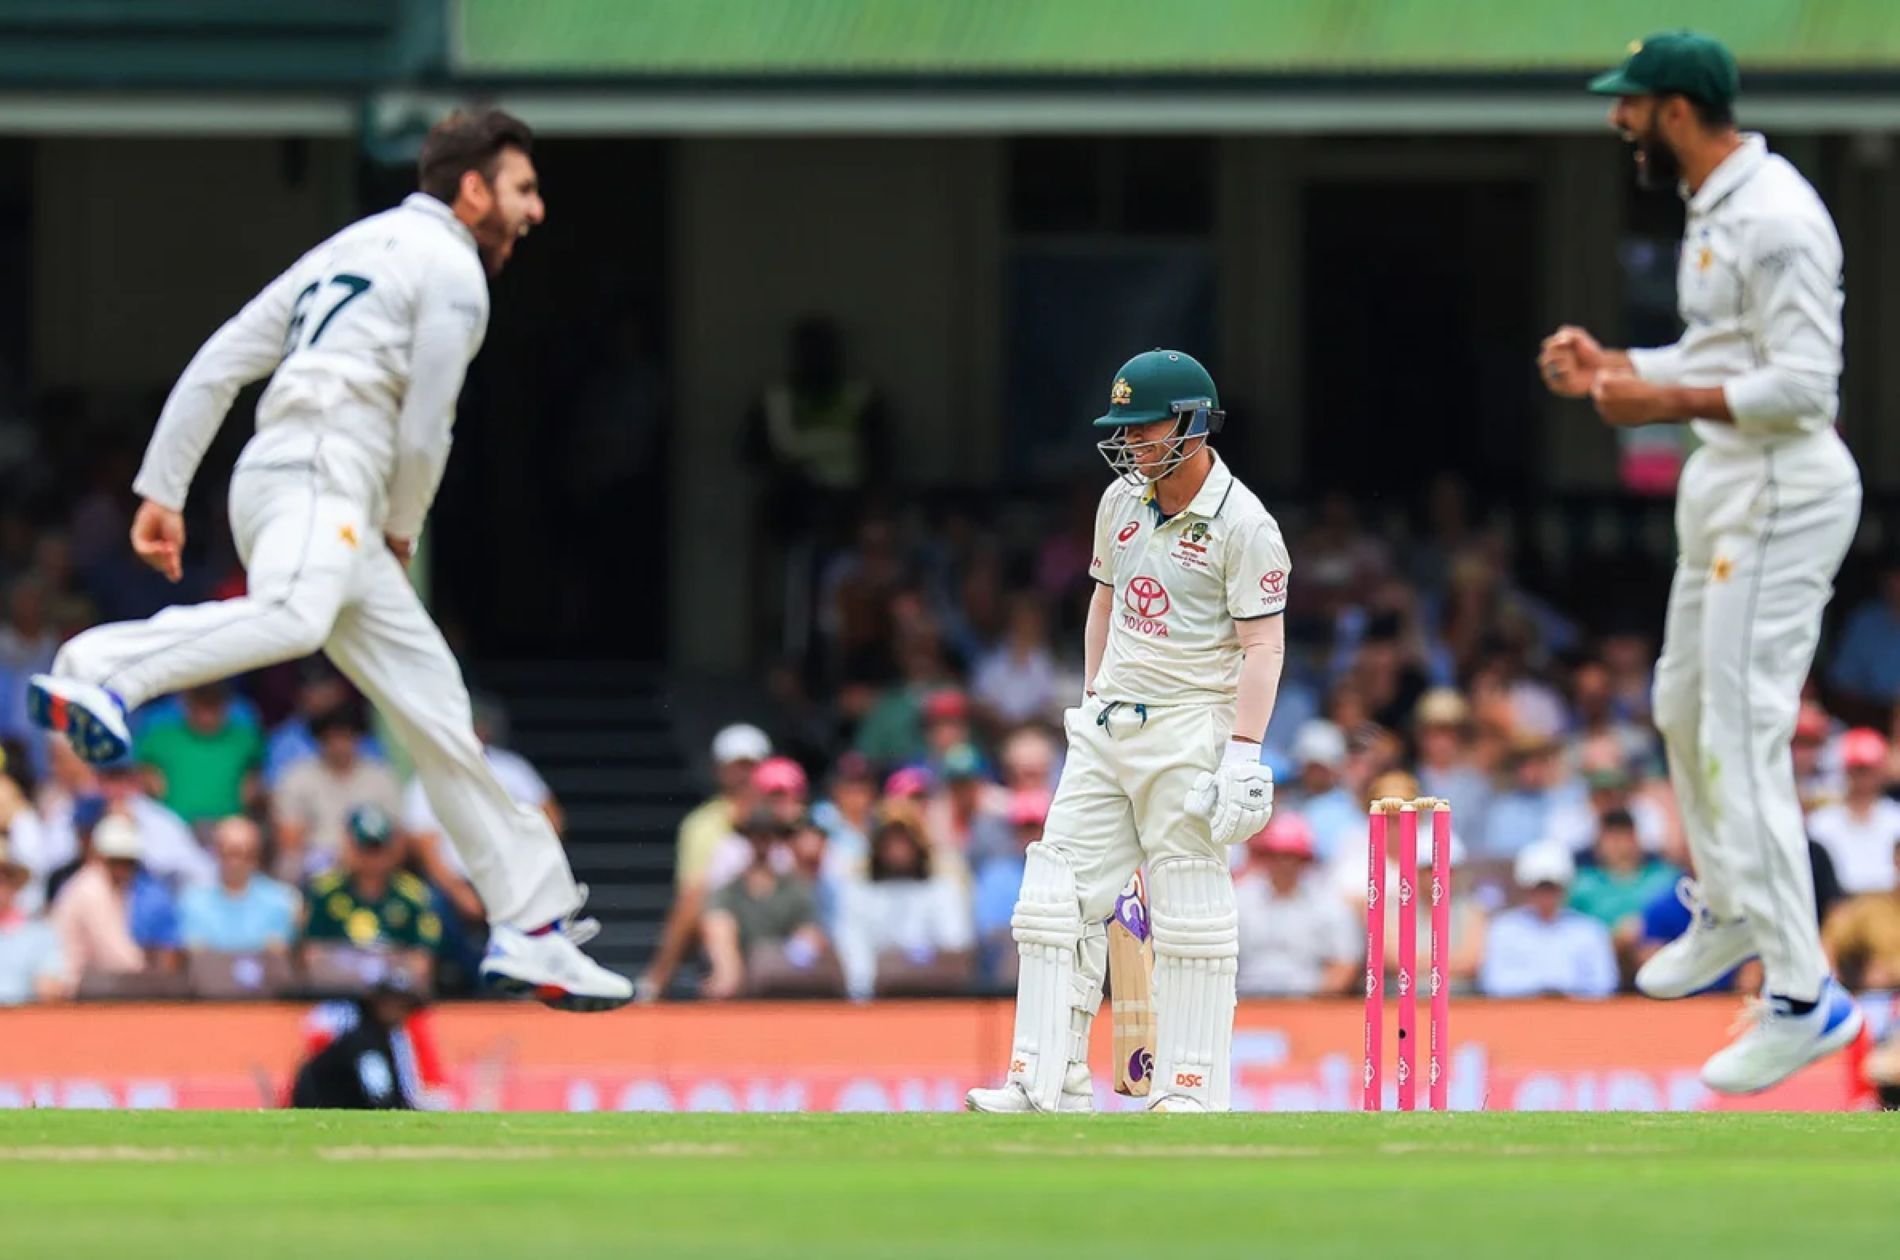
301 806 442 953
134 683 263 822
1568 809 1680 933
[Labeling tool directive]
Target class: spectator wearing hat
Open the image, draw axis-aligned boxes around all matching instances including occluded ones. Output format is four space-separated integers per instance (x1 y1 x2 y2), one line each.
1479 734 1580 859
1412 688 1492 842
1806 728 1900 894
701 756 811 893
32 748 213 897
1822 838 1900 989
811 751 879 876
300 805 440 987
0 757 50 910
273 705 404 881
923 742 1006 868
1479 844 1617 998
973 787 1048 985
672 725 767 893
1285 720 1359 861
132 682 264 824
0 835 69 1004
882 765 933 806
701 807 836 1000
638 724 771 1001
179 817 299 955
1792 702 1843 814
49 813 177 979
835 806 973 1000
1548 735 1673 857
1234 813 1359 997
919 690 974 777
1567 809 1682 981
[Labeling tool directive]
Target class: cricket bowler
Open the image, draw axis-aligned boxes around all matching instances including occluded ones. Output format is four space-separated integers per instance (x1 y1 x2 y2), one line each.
27 110 633 1011
1539 32 1863 1090
967 350 1289 1113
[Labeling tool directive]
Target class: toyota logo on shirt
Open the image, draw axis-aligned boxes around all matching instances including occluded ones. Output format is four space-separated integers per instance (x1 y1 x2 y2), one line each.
1124 576 1171 618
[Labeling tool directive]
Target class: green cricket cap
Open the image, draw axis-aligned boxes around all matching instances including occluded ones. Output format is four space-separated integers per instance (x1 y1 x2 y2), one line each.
1588 31 1739 107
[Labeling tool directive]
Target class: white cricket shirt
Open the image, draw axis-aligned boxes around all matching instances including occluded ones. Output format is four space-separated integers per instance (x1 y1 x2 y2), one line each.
1087 450 1290 706
1627 134 1844 455
132 193 490 540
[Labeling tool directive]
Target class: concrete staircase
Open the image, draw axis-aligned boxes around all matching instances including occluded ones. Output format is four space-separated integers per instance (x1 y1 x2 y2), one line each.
470 661 692 974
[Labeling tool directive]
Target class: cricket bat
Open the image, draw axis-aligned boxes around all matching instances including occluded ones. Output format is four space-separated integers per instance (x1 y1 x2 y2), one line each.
1108 870 1156 1097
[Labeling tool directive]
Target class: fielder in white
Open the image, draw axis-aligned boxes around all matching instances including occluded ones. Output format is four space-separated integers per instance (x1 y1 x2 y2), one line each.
28 110 632 1010
967 349 1288 1114
1541 32 1862 1090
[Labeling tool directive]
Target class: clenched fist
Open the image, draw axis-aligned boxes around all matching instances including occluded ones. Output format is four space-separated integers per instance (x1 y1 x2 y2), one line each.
1537 325 1605 398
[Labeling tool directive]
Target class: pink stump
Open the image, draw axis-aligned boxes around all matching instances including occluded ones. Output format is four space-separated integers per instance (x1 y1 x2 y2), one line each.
1361 807 1387 1111
1396 805 1419 1112
1429 802 1452 1111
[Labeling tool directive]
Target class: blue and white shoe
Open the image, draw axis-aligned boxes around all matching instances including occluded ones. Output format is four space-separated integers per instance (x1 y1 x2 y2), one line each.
27 674 131 766
481 904 633 1013
1700 978 1863 1095
1635 878 1757 998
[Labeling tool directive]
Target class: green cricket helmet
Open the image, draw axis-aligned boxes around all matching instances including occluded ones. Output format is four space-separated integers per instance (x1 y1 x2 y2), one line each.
1093 349 1224 485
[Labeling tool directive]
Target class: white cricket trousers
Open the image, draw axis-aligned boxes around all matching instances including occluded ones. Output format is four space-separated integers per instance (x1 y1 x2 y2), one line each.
1043 697 1234 917
1652 428 1861 1003
54 459 582 930
1009 695 1240 1109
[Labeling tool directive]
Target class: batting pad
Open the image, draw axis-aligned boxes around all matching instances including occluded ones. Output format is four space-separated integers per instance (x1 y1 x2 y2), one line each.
1148 856 1239 1111
1008 844 1085 1110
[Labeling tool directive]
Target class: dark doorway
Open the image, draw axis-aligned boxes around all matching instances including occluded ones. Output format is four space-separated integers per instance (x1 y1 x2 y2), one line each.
1301 179 1539 508
377 138 673 662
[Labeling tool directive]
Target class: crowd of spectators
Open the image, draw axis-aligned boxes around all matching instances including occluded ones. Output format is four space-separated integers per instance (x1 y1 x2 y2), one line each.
0 487 551 1005
0 656 547 1004
4 446 1900 1014
645 485 1900 1005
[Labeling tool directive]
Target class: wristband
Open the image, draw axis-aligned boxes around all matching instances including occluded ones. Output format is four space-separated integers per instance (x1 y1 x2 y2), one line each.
1222 738 1264 768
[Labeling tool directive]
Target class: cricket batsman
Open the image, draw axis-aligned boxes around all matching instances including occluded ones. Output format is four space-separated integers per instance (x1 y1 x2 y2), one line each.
27 109 632 1011
1539 31 1863 1090
967 350 1289 1113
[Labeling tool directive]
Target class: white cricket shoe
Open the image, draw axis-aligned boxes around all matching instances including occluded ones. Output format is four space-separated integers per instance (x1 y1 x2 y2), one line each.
27 674 131 766
965 1063 1094 1113
1146 1093 1209 1114
481 912 634 1013
1700 979 1863 1095
1635 879 1757 999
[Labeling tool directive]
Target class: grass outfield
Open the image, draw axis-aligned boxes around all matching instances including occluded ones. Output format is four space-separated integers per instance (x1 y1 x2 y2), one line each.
0 1111 1895 1259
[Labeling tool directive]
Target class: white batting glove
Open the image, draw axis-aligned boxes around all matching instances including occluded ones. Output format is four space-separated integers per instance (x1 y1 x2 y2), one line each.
1186 740 1274 846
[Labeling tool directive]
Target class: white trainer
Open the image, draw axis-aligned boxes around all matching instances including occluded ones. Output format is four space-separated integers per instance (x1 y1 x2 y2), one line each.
1635 879 1757 999
1700 979 1863 1095
27 674 131 766
481 913 634 1013
966 1063 1094 1113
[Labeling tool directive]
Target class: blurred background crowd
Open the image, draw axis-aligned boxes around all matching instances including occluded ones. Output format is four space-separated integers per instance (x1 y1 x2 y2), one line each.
630 482 1900 1005
15 443 1898 1012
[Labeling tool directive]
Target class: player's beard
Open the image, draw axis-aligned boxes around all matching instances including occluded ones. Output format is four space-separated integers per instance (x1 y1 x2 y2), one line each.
472 203 518 276
1633 122 1682 192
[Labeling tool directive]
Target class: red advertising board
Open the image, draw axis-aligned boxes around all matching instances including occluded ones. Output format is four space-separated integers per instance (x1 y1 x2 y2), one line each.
0 997 1885 1112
